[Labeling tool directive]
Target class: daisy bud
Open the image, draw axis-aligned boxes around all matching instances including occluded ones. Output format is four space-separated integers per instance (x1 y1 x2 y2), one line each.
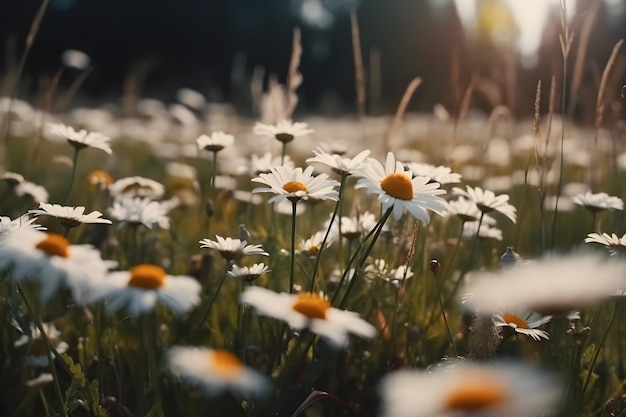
430 259 441 276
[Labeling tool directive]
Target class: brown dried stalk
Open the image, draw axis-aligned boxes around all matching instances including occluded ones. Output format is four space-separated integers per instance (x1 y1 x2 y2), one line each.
384 77 422 152
350 10 366 119
286 27 302 119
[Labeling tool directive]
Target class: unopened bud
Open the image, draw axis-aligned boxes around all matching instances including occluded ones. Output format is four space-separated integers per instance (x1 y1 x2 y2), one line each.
430 259 441 275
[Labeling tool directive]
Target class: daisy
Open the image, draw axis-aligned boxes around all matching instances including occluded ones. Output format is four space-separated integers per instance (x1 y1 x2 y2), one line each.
0 228 108 301
493 311 551 341
226 263 271 282
29 203 112 229
0 171 25 187
252 165 340 204
196 131 235 152
15 181 49 203
47 122 112 154
89 264 201 316
109 176 165 199
462 221 503 241
585 232 626 256
443 198 483 222
463 252 626 314
573 192 624 212
452 186 517 223
379 361 561 417
200 235 269 262
299 231 333 257
248 152 294 175
87 170 114 190
306 148 370 176
167 346 268 398
240 286 376 347
0 214 46 235
404 162 462 184
108 196 172 229
355 152 448 222
14 323 69 367
253 119 314 144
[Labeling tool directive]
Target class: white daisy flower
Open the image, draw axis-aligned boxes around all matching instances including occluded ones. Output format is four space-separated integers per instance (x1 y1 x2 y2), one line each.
108 196 172 229
14 323 69 367
355 152 448 222
248 152 294 175
452 186 517 223
463 221 503 241
299 230 333 257
61 49 90 70
0 228 108 301
15 181 49 203
240 286 376 347
306 148 370 176
463 252 626 314
0 214 46 235
87 170 114 190
90 264 201 316
443 198 483 222
328 211 380 240
47 122 112 154
29 203 112 229
493 312 551 341
200 235 269 262
252 165 340 204
404 162 462 184
0 171 25 186
585 232 626 256
109 176 165 199
573 192 624 212
196 131 235 152
226 263 271 282
379 361 561 417
253 119 314 144
167 346 268 398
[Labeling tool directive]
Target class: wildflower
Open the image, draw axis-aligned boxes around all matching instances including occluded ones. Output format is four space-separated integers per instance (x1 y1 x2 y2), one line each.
329 211 380 240
196 131 235 152
109 176 165 199
87 170 113 190
108 196 172 229
29 203 112 229
252 165 340 204
0 228 108 301
240 286 376 347
167 346 268 398
463 221 503 241
253 119 314 144
493 312 551 341
404 162 462 184
379 361 561 417
15 181 49 203
585 232 626 256
355 152 448 222
61 49 90 70
0 171 24 187
226 263 271 282
306 147 370 176
452 186 517 223
90 264 201 316
299 231 333 257
47 122 112 154
14 323 69 367
248 152 294 175
444 198 483 222
364 259 413 286
200 235 269 262
0 214 46 235
573 192 624 212
463 252 626 314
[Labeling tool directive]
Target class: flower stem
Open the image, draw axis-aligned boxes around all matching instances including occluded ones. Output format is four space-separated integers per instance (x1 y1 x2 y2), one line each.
289 199 298 293
192 260 233 338
582 302 620 396
65 147 80 205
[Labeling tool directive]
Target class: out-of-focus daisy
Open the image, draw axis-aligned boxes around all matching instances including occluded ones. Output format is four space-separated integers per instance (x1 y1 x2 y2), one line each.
585 232 626 256
0 171 24 187
324 211 381 241
15 181 49 203
355 152 448 222
226 263 271 282
109 176 165 199
240 286 376 347
47 122 112 154
493 312 551 341
14 323 69 367
0 214 46 235
252 165 339 204
379 361 561 417
364 259 414 286
25 373 54 389
196 131 235 152
499 246 525 268
0 228 108 301
253 119 314 144
452 186 517 223
299 231 333 257
108 197 172 229
463 252 626 314
166 162 197 181
248 152 294 175
29 203 112 229
306 147 370 176
573 192 624 212
404 162 462 184
61 49 90 70
200 235 269 262
87 170 114 190
463 221 503 241
89 264 201 316
444 198 483 222
167 346 268 398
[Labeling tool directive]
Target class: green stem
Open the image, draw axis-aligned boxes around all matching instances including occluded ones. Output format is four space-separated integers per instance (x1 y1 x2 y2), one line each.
65 147 80 205
192 260 233 337
433 269 458 357
289 199 298 293
582 302 620 396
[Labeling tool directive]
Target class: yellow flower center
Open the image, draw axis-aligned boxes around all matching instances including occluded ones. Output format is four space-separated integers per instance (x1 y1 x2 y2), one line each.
128 264 166 289
207 350 244 377
308 246 319 254
88 170 113 186
502 313 529 329
292 293 331 320
380 173 413 200
444 373 508 412
283 181 309 194
35 234 70 258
